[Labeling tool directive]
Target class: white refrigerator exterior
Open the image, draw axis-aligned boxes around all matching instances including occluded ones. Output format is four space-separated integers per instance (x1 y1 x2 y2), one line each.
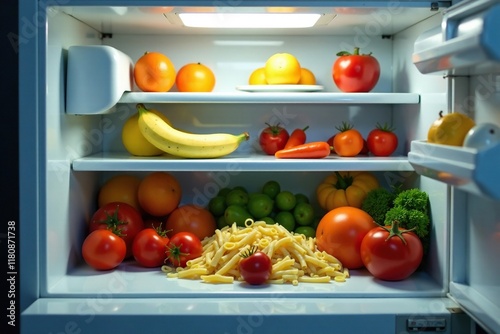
18 0 499 333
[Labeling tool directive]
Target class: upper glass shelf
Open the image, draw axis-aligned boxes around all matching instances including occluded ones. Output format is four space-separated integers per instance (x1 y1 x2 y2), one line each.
117 92 421 105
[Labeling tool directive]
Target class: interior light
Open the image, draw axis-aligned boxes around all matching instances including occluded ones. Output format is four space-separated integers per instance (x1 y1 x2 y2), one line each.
177 13 322 28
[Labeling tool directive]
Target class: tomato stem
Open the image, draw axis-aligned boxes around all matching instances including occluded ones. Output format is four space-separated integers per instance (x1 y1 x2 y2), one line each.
94 205 128 236
379 220 417 245
335 121 354 133
376 122 396 132
265 123 286 136
167 243 189 261
240 245 258 258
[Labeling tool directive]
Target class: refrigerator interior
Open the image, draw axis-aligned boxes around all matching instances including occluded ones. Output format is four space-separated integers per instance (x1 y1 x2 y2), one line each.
42 4 448 298
20 1 499 333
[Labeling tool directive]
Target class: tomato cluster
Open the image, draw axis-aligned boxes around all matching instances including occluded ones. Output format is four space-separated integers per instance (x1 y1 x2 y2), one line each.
82 172 214 271
326 122 398 157
315 206 424 281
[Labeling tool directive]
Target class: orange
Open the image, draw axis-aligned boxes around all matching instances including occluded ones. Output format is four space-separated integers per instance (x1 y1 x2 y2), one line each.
134 52 176 92
98 174 142 211
298 68 316 85
138 172 182 216
248 67 267 85
165 204 217 241
264 53 301 84
175 62 216 92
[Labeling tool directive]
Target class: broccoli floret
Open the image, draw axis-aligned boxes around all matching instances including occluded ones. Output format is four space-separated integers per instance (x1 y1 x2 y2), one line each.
384 206 429 239
361 188 396 225
393 189 429 214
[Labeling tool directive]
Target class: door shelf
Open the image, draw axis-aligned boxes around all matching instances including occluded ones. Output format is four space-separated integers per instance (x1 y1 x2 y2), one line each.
72 152 413 172
408 140 500 199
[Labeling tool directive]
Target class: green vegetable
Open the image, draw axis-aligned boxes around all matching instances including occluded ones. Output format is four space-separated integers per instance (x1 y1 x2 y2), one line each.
361 188 396 224
384 188 431 253
384 207 429 239
392 188 429 214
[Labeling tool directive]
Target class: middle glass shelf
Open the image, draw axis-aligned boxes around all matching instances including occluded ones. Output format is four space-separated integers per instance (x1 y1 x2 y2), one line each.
71 153 413 172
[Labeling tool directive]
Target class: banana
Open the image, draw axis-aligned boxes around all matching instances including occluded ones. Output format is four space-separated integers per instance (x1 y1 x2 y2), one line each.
136 103 250 158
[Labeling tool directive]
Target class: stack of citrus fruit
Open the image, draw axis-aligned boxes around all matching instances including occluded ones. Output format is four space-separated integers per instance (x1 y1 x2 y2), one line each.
249 53 316 85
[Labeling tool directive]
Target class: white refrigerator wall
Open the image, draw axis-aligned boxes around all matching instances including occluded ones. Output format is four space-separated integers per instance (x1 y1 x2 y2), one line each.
392 12 451 294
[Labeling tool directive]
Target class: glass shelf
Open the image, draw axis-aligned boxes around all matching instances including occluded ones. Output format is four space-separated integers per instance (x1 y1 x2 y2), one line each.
72 152 413 172
117 92 421 105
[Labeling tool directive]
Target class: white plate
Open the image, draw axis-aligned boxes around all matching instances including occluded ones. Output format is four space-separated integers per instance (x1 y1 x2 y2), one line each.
236 85 324 92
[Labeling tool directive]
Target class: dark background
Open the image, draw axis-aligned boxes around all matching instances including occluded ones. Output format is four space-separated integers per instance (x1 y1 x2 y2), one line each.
1 1 20 334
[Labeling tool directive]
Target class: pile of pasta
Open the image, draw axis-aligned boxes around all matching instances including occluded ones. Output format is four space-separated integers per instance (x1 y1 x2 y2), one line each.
162 219 349 285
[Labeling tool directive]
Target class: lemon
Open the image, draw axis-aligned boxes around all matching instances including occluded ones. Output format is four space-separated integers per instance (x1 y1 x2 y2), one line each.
248 67 267 85
297 68 316 85
122 110 171 156
427 112 475 146
264 53 301 85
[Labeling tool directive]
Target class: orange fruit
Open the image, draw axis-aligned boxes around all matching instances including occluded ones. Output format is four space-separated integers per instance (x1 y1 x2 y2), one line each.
98 174 142 211
248 67 267 85
298 68 316 85
264 53 301 85
175 62 216 92
134 52 176 92
165 204 217 241
138 172 182 216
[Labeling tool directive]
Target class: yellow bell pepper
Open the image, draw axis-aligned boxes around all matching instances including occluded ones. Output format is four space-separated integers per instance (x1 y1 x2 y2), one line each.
316 171 380 211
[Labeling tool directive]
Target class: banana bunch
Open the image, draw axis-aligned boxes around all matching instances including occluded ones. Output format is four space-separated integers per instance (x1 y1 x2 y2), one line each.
136 104 249 158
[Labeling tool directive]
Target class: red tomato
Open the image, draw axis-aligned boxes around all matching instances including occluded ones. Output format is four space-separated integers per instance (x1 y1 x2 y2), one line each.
326 134 336 154
328 134 368 155
82 230 126 270
239 246 272 285
333 124 364 157
333 47 380 93
315 207 376 269
132 228 170 268
360 138 370 155
89 202 144 258
361 223 423 281
367 124 398 157
166 232 203 267
259 123 290 155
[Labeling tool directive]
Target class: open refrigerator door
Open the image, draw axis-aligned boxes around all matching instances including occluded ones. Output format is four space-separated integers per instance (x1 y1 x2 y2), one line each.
17 0 498 333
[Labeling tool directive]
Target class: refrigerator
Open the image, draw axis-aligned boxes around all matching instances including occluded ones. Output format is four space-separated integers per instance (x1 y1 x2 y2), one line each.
17 0 500 333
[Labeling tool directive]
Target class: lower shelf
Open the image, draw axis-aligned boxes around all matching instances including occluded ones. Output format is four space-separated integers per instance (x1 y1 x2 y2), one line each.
45 261 444 299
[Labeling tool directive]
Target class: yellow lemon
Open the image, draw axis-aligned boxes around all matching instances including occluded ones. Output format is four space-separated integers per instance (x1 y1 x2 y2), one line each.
298 68 316 85
264 53 301 84
427 111 475 146
248 67 267 85
122 109 171 156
